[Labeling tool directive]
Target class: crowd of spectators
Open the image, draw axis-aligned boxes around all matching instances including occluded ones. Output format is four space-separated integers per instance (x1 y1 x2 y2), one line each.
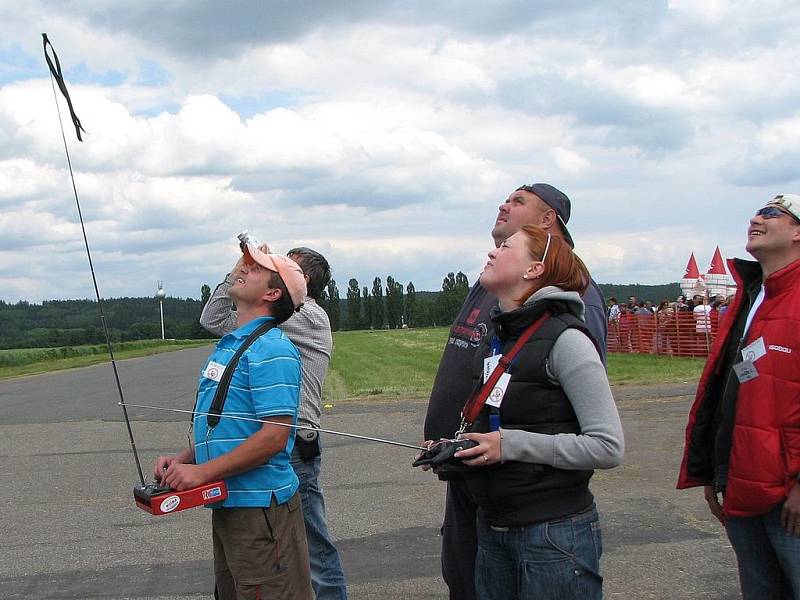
606 293 733 356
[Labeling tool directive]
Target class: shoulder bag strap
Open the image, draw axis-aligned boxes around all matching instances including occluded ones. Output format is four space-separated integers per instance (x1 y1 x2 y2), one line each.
459 312 550 429
206 319 277 428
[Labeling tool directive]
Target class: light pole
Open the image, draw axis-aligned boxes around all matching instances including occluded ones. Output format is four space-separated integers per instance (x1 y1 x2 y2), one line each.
156 281 166 339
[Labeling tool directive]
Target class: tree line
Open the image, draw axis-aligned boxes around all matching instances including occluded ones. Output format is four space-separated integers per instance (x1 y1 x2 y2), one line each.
0 294 216 349
0 277 684 349
598 283 682 305
318 272 470 331
0 272 472 348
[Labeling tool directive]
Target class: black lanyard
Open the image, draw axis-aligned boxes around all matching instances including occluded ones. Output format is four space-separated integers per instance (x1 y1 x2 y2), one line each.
204 319 277 428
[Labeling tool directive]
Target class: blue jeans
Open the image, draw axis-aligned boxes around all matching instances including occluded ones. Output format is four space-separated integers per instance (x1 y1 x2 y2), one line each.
475 505 603 600
726 504 800 599
291 445 348 600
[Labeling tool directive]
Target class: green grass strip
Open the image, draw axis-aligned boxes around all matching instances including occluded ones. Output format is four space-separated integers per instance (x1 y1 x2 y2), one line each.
1 329 705 396
606 352 704 385
0 340 212 379
323 328 449 401
322 327 706 401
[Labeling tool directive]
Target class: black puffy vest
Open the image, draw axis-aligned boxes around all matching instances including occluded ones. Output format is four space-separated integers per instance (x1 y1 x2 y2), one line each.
464 300 595 527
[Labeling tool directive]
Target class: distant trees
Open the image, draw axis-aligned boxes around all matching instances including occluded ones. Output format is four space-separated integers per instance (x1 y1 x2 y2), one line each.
313 271 468 331
598 283 682 305
130 321 161 339
0 295 217 349
405 282 416 327
189 284 215 339
346 278 362 330
289 273 680 334
362 286 372 329
324 279 341 331
371 277 384 330
436 272 470 325
305 268 472 331
0 269 471 349
385 276 404 329
0 279 683 350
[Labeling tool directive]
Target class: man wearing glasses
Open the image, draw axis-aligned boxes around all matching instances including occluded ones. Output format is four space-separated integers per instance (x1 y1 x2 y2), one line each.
679 194 800 598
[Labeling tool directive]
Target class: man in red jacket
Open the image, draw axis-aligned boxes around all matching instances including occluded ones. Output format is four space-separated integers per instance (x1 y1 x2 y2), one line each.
678 194 800 598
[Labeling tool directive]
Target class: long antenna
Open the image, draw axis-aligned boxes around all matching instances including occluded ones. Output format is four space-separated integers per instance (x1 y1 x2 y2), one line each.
43 34 145 485
120 402 427 451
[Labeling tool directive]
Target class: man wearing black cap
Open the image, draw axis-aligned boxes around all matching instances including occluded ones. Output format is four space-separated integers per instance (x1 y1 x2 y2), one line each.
423 182 607 600
491 184 607 352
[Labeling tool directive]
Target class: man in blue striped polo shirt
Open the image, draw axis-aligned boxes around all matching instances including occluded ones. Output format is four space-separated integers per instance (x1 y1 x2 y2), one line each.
156 244 314 600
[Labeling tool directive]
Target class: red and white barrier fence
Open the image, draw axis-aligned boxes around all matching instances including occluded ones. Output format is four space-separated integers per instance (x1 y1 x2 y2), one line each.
607 309 720 357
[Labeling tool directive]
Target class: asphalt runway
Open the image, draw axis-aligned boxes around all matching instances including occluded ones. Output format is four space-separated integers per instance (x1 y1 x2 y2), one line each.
0 346 741 599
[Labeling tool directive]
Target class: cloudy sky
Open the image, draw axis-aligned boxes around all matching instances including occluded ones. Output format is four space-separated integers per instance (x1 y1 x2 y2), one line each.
1 1 798 303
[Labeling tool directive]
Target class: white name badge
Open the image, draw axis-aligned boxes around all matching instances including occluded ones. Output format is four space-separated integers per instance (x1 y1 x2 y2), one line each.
484 354 502 383
741 337 767 363
203 361 225 383
733 360 758 383
486 372 511 408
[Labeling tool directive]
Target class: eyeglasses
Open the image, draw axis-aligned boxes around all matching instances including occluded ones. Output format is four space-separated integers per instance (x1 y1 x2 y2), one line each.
756 205 800 223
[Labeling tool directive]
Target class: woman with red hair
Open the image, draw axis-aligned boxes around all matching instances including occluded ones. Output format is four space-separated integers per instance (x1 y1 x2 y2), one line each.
454 225 624 599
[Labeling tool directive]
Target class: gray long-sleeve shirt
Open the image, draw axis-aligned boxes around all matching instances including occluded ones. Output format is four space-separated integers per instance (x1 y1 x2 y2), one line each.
200 276 332 430
499 288 624 470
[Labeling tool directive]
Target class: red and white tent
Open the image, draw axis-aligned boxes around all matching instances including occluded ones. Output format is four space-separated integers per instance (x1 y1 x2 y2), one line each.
680 248 736 300
705 246 734 297
680 253 702 297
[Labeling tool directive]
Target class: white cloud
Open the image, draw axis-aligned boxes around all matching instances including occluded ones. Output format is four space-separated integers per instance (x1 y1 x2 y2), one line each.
0 159 63 205
0 2 799 303
550 147 590 174
753 114 800 150
667 0 787 23
667 0 731 21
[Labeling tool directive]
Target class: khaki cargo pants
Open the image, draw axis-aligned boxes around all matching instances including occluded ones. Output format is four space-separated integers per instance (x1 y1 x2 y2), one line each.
212 492 313 600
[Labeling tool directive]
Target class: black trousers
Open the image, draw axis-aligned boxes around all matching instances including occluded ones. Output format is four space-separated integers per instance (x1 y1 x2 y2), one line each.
441 478 478 600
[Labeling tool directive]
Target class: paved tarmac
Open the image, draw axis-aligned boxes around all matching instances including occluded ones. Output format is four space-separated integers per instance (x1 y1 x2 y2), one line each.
0 346 741 599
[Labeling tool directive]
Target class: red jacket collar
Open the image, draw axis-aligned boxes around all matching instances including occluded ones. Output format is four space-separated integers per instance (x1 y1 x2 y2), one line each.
764 257 800 297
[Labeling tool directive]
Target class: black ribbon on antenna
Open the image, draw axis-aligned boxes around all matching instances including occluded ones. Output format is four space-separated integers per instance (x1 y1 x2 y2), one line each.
42 33 87 141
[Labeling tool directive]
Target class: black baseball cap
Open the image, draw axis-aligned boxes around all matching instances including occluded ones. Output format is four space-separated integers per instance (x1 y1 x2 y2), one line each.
516 183 574 248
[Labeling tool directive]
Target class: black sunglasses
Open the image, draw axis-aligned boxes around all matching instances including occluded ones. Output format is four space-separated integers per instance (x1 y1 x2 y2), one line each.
755 206 800 223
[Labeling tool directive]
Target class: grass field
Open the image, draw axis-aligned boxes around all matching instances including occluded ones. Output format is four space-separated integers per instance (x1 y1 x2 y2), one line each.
607 352 705 385
323 328 448 400
321 327 705 401
0 339 212 379
0 328 705 398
